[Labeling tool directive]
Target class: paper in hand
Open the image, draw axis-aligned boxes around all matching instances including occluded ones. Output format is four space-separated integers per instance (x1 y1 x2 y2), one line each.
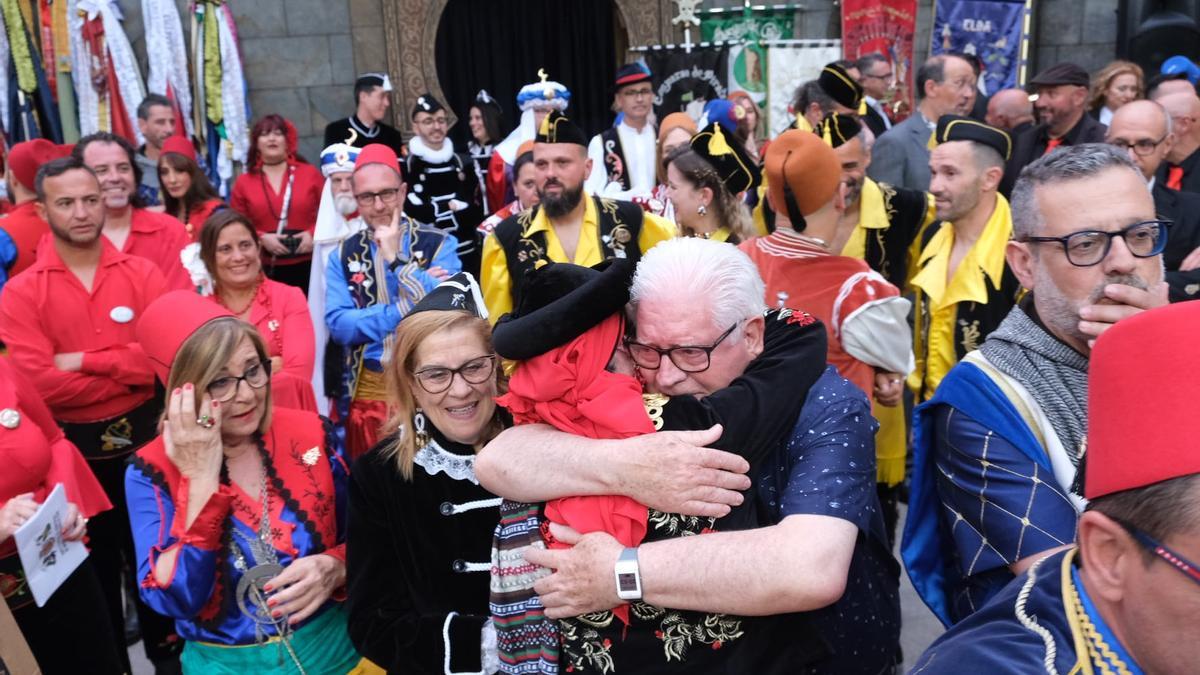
13 483 88 607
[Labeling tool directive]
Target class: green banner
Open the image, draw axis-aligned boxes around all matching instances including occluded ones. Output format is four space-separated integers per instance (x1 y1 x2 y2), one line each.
700 15 794 43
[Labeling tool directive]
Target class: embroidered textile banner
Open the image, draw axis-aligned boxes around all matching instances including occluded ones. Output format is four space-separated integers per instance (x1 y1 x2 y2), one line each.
645 47 730 122
931 0 1033 95
841 0 917 122
765 41 843 136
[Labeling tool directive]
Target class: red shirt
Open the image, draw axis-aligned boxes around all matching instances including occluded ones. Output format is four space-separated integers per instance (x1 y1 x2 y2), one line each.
0 201 48 277
0 357 112 557
124 209 193 290
230 161 324 266
0 239 167 422
182 198 226 242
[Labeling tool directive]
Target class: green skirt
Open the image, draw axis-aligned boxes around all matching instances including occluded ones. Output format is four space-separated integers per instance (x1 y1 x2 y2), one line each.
181 604 361 675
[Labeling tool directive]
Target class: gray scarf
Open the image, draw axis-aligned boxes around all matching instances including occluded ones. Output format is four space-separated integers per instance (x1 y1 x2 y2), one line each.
978 304 1089 466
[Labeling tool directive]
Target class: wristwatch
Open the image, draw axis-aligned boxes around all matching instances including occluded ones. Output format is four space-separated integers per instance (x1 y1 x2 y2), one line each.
614 547 642 601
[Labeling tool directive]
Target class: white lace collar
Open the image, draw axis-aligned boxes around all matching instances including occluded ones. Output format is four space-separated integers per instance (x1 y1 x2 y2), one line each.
413 439 479 484
408 135 455 164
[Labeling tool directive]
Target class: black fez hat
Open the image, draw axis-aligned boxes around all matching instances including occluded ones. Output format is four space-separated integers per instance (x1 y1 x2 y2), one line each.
474 89 502 113
355 72 392 91
411 92 445 119
932 114 1013 161
409 272 488 320
614 62 653 93
690 122 761 195
814 113 863 149
492 259 634 361
819 63 864 110
1029 62 1090 88
535 110 588 147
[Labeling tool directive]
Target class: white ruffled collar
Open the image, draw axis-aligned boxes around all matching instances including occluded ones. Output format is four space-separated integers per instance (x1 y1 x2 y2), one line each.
408 136 455 164
413 438 479 484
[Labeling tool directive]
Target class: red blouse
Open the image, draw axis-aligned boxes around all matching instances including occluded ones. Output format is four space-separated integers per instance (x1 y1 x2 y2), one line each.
229 161 324 266
182 198 226 242
0 357 111 558
0 240 166 423
126 209 193 290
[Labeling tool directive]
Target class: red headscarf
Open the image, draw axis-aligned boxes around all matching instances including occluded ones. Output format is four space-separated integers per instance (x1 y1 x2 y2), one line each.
496 313 655 626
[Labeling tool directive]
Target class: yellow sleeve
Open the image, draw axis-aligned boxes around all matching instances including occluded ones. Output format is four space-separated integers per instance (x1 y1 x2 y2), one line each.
904 193 939 289
480 233 513 325
638 212 679 254
752 179 771 237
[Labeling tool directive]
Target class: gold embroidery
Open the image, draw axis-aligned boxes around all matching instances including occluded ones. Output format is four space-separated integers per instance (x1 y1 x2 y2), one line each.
642 393 668 431
647 509 715 538
658 610 745 662
100 418 133 452
1066 569 1135 675
560 619 616 674
958 318 982 353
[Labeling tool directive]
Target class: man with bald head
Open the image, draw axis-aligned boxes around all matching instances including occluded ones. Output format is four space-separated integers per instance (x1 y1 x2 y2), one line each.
985 88 1034 134
1107 99 1200 301
1155 92 1200 194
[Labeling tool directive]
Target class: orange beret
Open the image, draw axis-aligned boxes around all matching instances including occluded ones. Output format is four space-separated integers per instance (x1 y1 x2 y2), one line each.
764 129 841 219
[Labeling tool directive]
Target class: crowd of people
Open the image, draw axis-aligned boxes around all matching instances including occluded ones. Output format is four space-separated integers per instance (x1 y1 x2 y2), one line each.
2 49 1200 675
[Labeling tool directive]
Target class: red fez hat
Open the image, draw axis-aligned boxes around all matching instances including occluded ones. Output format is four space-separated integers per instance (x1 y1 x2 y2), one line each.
8 139 69 191
354 143 401 173
1086 301 1200 499
136 290 234 384
161 135 197 162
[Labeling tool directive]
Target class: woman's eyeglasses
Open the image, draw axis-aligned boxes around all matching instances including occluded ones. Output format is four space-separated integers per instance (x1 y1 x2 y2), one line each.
413 355 496 394
206 360 272 402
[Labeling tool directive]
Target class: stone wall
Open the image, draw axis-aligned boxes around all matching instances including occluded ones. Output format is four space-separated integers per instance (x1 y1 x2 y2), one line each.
114 0 1120 162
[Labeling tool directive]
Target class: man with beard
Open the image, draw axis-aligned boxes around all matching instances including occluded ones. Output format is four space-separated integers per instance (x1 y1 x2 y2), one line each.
133 94 175 206
909 116 1020 404
869 54 977 191
585 63 657 200
1000 63 1109 197
73 133 192 290
0 156 178 672
308 141 363 415
902 144 1169 627
1106 99 1200 301
480 111 676 320
325 143 459 459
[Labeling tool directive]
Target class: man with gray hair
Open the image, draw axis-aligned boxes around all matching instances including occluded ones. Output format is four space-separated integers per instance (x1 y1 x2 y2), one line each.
856 53 895 137
902 143 1169 627
478 237 900 674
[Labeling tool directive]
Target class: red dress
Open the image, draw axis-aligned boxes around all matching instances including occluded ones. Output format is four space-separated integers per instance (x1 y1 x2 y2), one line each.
125 209 193 290
230 161 324 268
214 278 317 412
181 198 225 242
0 201 48 277
0 240 166 422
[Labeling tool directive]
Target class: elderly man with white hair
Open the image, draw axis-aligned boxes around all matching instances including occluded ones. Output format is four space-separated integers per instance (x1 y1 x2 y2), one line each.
308 141 364 415
477 237 901 674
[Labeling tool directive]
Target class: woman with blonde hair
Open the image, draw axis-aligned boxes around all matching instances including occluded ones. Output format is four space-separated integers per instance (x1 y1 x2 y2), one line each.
1090 60 1144 125
126 290 359 673
663 122 761 243
345 273 507 673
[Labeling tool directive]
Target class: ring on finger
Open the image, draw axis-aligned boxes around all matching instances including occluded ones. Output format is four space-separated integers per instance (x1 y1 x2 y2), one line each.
197 414 215 429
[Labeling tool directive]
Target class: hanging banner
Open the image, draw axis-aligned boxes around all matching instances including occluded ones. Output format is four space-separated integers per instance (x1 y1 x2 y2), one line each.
645 47 729 122
931 0 1033 95
766 41 842 136
700 15 791 113
842 0 917 122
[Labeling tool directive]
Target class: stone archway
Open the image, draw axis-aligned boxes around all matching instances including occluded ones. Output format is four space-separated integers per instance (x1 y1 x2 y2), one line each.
380 0 675 128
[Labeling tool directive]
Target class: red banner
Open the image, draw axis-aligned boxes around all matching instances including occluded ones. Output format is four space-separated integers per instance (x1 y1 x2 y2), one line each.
841 0 918 122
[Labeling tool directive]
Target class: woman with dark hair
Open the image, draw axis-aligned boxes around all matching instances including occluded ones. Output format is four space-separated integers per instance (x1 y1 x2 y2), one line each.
663 123 760 244
198 209 317 412
158 136 224 241
467 90 506 215
126 291 360 673
230 115 324 292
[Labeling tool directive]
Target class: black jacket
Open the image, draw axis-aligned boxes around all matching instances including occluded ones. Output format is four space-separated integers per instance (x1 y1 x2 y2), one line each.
1153 181 1200 302
862 103 890 139
1154 146 1200 196
1000 114 1108 197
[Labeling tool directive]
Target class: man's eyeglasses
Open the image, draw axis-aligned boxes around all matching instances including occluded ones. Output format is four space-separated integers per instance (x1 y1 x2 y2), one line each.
621 88 654 99
355 188 401 208
625 322 740 374
416 117 448 127
1018 219 1170 267
1116 519 1200 589
413 355 496 394
864 71 894 81
207 360 271 402
1109 134 1169 156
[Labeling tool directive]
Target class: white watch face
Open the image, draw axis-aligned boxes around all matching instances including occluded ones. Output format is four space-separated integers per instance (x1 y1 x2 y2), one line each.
617 572 639 594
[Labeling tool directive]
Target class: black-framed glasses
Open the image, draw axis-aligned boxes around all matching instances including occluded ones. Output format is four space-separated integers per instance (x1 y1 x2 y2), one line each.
413 355 496 394
864 71 894 81
1019 219 1170 267
1109 133 1169 156
355 188 401 208
206 360 271 402
625 322 740 374
1116 519 1200 589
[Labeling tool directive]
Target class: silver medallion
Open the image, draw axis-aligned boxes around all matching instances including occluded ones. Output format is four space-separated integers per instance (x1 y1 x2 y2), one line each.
0 408 19 429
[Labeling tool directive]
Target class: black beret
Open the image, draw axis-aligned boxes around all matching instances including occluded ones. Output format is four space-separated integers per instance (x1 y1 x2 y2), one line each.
409 272 488 320
1029 62 1090 88
690 121 761 195
534 110 588 147
411 92 444 119
814 113 863 149
933 114 1013 161
492 259 634 361
818 63 864 110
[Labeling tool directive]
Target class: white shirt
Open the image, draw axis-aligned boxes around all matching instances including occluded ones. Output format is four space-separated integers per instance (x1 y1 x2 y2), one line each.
585 120 657 200
865 95 892 131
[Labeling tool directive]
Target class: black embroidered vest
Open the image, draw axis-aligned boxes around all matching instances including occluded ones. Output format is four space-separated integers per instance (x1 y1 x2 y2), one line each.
866 182 933 287
599 127 631 191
